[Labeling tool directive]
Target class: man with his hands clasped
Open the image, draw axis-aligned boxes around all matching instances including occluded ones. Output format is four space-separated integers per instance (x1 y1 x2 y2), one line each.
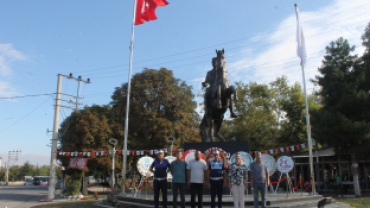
250 151 269 208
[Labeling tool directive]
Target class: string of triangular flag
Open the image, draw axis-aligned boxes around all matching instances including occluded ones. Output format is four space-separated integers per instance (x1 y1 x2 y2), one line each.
55 141 317 157
54 148 173 157
249 141 317 157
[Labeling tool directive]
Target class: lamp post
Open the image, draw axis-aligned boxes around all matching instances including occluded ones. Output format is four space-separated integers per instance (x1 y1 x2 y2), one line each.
109 138 118 191
166 136 176 156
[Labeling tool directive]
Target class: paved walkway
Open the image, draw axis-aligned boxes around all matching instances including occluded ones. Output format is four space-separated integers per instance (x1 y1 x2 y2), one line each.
0 185 61 208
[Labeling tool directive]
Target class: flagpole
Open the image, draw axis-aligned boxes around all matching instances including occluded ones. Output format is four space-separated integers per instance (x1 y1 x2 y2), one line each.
121 0 138 195
300 61 316 195
295 4 316 195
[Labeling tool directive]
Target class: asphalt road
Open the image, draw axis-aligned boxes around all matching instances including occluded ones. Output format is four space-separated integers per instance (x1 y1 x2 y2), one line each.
0 185 52 208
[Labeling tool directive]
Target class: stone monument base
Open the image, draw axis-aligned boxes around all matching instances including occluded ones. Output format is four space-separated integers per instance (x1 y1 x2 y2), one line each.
92 191 335 208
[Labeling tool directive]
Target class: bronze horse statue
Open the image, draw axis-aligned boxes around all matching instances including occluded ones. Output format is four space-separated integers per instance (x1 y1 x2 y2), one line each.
200 49 237 142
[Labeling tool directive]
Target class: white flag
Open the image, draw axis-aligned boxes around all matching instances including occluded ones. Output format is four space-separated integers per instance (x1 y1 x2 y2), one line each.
295 4 307 65
312 141 316 146
150 150 154 155
269 149 273 154
301 143 306 149
290 145 295 151
280 147 284 153
87 152 91 157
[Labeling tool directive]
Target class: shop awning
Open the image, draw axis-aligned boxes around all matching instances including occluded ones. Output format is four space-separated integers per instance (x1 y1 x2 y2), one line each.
292 147 335 158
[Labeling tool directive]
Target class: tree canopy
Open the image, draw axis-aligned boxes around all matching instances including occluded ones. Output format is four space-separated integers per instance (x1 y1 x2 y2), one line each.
58 68 200 179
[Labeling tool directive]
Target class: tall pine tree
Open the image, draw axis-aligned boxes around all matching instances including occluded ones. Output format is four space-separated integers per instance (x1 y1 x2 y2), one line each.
311 36 370 196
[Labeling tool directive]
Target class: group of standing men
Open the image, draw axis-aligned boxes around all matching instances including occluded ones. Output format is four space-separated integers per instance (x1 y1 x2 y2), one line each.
149 150 269 208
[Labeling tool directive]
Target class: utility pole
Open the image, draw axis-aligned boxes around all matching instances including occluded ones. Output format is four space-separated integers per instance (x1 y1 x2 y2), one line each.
47 74 90 200
6 150 21 185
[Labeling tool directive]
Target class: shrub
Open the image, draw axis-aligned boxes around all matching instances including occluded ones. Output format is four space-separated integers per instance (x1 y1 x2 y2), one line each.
62 175 82 196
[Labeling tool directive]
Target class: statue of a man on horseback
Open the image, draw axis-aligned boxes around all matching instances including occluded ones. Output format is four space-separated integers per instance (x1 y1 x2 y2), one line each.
200 49 238 142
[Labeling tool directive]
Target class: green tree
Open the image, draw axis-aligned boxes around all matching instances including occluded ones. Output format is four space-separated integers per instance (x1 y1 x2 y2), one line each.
57 68 199 193
269 76 289 149
311 37 370 196
20 161 34 178
110 68 200 150
230 81 276 150
38 165 50 176
278 83 307 147
8 165 21 181
0 170 5 182
58 105 113 194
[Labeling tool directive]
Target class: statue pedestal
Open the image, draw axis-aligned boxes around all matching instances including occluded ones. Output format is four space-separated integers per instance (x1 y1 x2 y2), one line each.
183 141 249 155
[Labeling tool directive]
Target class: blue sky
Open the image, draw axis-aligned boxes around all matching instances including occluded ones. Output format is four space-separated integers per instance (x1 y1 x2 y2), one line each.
1 0 369 166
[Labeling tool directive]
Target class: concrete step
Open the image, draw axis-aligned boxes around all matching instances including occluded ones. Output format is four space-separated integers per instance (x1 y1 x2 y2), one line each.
93 194 340 208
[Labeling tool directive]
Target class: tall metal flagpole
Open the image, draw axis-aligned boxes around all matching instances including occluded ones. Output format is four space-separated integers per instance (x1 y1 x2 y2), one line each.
121 0 138 195
295 4 316 195
300 62 316 194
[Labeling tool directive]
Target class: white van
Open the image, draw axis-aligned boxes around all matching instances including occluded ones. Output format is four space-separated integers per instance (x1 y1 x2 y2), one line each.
24 176 33 186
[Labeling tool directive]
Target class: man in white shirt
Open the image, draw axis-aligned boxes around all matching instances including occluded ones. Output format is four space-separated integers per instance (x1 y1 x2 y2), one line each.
187 150 208 208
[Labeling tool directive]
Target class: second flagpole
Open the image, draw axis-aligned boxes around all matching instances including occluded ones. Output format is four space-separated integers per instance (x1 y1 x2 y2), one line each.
121 0 138 195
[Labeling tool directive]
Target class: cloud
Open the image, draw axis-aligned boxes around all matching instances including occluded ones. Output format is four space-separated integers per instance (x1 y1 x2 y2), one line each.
0 43 26 97
226 0 370 91
0 43 26 76
0 80 18 98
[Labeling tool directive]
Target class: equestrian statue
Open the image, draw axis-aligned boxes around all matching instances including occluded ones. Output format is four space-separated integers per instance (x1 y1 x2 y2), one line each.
200 49 238 142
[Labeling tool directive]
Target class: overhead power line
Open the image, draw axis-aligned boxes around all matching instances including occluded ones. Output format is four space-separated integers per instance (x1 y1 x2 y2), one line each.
83 18 368 79
72 5 370 74
0 96 52 133
0 94 52 100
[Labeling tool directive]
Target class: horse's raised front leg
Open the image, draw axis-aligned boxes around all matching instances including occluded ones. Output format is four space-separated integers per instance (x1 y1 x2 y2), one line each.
228 86 238 118
229 99 237 118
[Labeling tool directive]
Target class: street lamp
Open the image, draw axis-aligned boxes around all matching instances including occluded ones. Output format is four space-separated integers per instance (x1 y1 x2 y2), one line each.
108 138 118 191
166 136 176 156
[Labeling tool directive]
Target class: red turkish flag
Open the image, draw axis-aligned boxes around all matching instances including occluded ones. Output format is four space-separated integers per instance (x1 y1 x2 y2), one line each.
131 151 135 156
275 148 279 154
66 152 71 157
78 152 83 156
262 150 268 155
249 152 254 157
295 144 301 150
117 150 122 155
135 0 169 25
91 152 96 156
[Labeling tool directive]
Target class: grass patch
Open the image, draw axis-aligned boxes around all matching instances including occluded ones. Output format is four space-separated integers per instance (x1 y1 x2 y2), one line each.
33 201 97 208
336 197 370 208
